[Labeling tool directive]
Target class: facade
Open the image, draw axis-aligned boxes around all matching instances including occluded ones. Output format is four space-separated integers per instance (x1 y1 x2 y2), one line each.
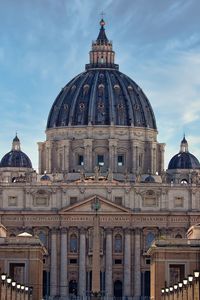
148 224 200 300
0 224 46 300
0 19 200 300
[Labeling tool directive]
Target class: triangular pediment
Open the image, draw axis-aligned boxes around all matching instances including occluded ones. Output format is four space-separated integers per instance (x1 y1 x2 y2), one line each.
59 195 131 214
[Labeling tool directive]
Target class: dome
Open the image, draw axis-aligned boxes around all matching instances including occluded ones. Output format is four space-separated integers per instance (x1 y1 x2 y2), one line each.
47 20 156 130
40 174 51 181
0 135 32 169
144 175 155 183
168 137 200 170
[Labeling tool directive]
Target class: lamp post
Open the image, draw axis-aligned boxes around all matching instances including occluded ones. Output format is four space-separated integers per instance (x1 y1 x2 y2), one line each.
11 281 17 300
183 278 188 300
194 270 200 300
1 273 7 300
178 282 183 300
165 287 170 300
188 274 193 300
6 276 12 299
16 284 21 300
24 287 29 300
21 285 25 300
174 284 178 300
161 288 165 300
169 286 173 300
29 286 33 300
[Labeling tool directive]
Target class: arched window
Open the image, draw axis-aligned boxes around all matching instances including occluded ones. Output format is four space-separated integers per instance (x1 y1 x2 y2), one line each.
181 179 188 185
38 231 47 246
70 234 78 252
114 234 122 253
175 234 182 238
146 232 155 249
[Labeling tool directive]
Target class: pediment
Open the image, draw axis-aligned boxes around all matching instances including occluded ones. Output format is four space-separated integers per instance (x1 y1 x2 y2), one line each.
59 195 131 214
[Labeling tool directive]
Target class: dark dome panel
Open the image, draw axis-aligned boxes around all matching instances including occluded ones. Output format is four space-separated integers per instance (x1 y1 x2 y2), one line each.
47 70 157 129
0 150 32 168
168 152 200 170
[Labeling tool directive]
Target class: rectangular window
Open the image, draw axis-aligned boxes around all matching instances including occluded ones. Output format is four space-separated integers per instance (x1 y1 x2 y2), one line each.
78 155 84 166
10 263 25 283
8 196 18 206
117 155 124 166
69 259 77 264
174 197 184 208
70 197 77 205
169 264 185 285
146 258 151 265
114 259 122 264
97 155 104 166
115 197 122 206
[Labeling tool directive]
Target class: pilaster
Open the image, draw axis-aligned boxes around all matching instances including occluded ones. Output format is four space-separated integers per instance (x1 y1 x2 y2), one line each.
79 228 86 296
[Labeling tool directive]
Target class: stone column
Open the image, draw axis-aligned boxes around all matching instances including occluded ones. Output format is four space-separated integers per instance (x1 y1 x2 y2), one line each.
84 139 93 172
105 229 113 297
109 139 117 172
60 228 68 299
150 143 154 174
62 140 70 172
123 229 131 296
50 228 58 297
160 143 165 174
131 140 135 174
92 215 101 293
79 228 86 296
37 142 43 174
134 228 141 297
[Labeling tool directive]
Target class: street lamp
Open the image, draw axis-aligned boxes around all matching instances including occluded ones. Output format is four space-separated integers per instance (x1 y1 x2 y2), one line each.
25 286 29 300
161 288 165 299
11 281 16 300
173 284 178 300
183 278 188 300
188 275 194 299
17 283 21 300
6 277 12 299
193 270 200 300
21 285 25 300
1 273 7 300
1 273 6 283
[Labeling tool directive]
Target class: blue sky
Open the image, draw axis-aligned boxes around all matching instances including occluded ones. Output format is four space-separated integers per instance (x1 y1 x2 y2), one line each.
0 0 200 170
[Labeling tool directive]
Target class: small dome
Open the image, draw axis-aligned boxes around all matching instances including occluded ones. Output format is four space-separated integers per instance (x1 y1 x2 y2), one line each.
144 175 155 183
40 174 51 181
168 137 200 170
168 152 200 169
0 135 32 169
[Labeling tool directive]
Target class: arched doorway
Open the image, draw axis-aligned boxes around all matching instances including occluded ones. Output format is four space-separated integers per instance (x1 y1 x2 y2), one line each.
114 280 122 299
69 280 77 297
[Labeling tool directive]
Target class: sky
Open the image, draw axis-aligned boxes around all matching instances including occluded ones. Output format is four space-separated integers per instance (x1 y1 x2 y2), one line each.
0 0 200 171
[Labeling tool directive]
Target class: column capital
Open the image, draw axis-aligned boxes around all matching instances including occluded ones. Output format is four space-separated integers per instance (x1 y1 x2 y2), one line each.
124 228 131 235
51 227 58 234
60 227 67 234
105 228 112 235
134 228 141 235
79 227 87 234
83 139 93 147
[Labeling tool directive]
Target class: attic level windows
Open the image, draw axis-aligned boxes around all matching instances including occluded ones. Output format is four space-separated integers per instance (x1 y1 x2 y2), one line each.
97 155 104 166
117 155 124 166
78 155 84 166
